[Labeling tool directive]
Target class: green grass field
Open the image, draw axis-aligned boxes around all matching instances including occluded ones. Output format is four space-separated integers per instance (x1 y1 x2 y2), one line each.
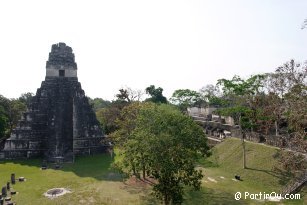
194 138 307 205
0 154 155 205
0 138 305 204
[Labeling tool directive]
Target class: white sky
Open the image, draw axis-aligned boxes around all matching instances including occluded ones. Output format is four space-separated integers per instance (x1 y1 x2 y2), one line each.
0 0 306 100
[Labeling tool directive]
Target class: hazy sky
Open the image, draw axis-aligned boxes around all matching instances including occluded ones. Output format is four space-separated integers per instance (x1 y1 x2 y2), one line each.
0 0 306 100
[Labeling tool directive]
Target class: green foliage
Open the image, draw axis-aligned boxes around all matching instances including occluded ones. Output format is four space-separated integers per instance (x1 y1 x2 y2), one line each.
216 75 266 129
0 95 9 138
0 93 32 138
88 97 111 112
0 105 8 139
115 87 144 103
215 61 306 173
217 74 265 96
116 88 131 102
0 95 10 112
0 94 27 137
145 85 168 104
284 84 307 132
217 106 254 130
95 88 144 135
265 59 307 152
112 102 210 204
8 99 27 130
207 96 228 107
96 108 117 134
199 84 226 107
18 92 34 106
111 102 147 145
95 100 127 135
170 89 202 111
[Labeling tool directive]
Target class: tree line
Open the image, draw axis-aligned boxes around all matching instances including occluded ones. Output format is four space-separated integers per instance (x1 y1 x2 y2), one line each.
95 60 306 155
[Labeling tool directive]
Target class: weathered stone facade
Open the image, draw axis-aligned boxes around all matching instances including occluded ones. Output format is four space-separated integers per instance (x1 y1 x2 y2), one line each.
1 43 106 162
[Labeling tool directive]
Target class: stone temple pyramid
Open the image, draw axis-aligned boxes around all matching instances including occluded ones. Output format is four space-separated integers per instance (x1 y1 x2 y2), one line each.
1 43 106 162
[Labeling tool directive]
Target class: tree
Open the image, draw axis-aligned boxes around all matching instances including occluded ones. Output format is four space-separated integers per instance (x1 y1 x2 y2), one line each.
217 74 265 168
18 92 34 106
0 94 27 138
0 95 12 137
263 60 306 136
112 102 210 205
145 85 167 104
170 89 202 111
0 95 10 113
141 104 209 205
96 107 118 135
250 93 277 135
116 89 131 102
199 84 225 107
262 59 306 137
116 87 144 103
110 102 152 176
96 100 127 135
284 83 307 152
7 99 27 132
88 97 111 112
95 87 143 135
0 105 8 140
217 74 265 126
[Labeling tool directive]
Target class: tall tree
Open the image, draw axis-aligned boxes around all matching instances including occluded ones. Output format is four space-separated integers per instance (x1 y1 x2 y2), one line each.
111 102 152 175
96 100 127 135
95 87 142 135
18 92 34 106
199 84 225 107
263 59 306 136
217 74 265 168
112 102 209 205
0 105 8 140
0 94 27 138
88 97 111 112
170 89 202 111
7 99 27 132
145 85 167 104
116 87 144 103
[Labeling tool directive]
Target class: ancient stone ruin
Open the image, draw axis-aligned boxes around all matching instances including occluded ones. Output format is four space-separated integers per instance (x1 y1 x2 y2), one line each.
1 43 106 162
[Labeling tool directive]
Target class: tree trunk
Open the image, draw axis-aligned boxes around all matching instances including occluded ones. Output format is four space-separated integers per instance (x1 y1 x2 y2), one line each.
164 194 170 205
132 165 136 176
239 115 246 169
142 165 146 179
275 121 279 136
242 132 246 169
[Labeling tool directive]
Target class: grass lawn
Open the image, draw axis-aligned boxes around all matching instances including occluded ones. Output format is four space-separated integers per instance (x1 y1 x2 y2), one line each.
0 154 156 205
193 138 307 205
0 138 305 204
